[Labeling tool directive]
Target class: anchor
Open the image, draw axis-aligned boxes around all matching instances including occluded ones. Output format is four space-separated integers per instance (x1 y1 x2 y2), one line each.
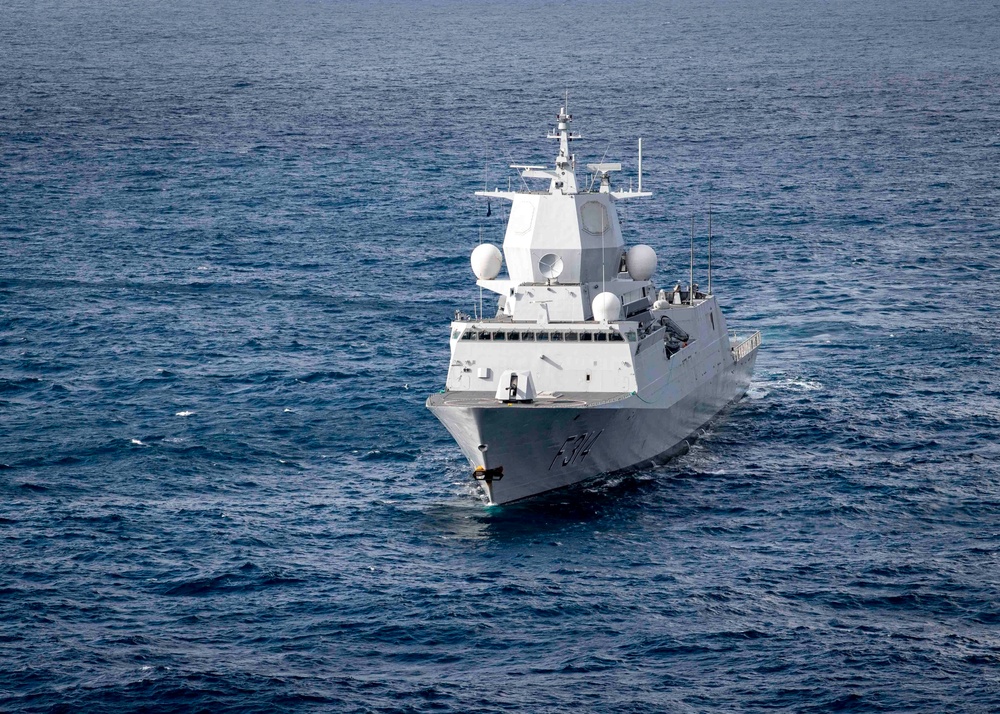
473 465 504 483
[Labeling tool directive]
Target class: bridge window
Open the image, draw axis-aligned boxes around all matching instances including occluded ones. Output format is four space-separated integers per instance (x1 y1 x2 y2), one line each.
457 329 628 342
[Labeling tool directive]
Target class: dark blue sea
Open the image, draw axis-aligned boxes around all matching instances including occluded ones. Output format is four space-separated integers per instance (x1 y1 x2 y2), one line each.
3 0 999 711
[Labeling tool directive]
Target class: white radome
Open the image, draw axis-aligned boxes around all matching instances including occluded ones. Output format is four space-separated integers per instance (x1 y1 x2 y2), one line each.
591 292 622 323
471 243 503 280
626 244 657 281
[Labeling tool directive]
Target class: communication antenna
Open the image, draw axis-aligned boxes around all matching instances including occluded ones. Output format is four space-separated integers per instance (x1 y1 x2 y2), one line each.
707 197 713 296
638 138 643 193
601 201 607 298
689 215 695 306
478 227 484 320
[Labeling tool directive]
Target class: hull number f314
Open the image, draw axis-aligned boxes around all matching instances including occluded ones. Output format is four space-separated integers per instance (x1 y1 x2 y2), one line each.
549 430 604 470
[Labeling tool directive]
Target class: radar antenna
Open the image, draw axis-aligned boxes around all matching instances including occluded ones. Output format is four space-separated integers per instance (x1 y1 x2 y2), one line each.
587 162 622 193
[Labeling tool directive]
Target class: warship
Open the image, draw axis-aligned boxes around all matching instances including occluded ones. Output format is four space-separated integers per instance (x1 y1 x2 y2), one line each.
427 107 761 504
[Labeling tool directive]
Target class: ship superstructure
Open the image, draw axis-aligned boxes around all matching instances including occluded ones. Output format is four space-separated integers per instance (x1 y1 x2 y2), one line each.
427 107 760 504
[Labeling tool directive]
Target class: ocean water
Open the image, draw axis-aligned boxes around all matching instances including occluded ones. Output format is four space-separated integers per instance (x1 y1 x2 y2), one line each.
2 0 1000 711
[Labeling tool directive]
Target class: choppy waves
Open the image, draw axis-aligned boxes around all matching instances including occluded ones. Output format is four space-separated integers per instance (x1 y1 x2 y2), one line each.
3 0 1000 711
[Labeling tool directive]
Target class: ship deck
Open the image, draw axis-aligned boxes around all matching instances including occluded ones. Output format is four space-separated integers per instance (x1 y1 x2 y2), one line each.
427 391 633 409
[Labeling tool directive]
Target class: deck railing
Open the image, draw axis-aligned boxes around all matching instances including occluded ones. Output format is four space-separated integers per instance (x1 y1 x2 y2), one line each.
730 330 762 363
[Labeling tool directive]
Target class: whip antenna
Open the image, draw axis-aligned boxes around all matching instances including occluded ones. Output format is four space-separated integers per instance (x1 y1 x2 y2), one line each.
690 215 695 306
708 197 713 296
638 138 642 193
479 227 484 319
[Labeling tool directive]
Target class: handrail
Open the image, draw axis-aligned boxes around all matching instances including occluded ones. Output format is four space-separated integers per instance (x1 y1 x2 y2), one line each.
730 330 761 363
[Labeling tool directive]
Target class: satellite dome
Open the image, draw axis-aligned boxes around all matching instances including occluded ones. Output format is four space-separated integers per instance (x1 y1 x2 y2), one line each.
626 244 657 281
591 292 621 323
471 244 503 280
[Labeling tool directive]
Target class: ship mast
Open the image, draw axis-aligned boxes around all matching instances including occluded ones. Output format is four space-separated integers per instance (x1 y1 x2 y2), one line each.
547 106 580 194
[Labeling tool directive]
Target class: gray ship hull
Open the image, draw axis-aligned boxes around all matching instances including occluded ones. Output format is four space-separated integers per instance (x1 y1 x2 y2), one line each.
427 349 757 504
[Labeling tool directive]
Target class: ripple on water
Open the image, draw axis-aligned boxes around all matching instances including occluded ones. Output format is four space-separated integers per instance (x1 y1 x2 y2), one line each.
2 0 1000 711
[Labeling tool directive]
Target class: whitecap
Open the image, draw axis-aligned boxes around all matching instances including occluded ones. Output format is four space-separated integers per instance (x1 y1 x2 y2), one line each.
754 378 823 393
130 438 145 446
175 410 195 417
